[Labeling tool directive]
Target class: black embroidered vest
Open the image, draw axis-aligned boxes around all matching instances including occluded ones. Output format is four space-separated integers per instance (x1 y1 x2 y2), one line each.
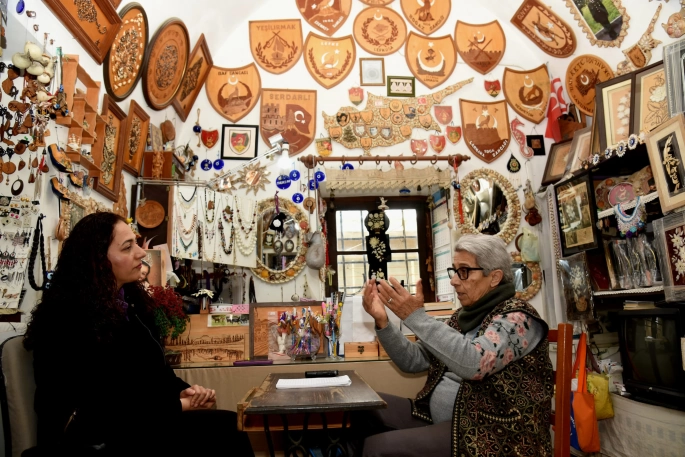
410 298 554 457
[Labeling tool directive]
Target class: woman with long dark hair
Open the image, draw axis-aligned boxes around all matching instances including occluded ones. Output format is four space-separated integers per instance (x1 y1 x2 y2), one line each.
24 212 254 456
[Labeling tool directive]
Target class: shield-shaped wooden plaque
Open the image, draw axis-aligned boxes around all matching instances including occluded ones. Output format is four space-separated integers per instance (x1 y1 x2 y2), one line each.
503 64 550 124
353 7 407 56
205 63 262 123
405 32 456 89
434 105 452 125
304 33 356 89
400 0 451 35
565 54 614 116
172 33 213 122
260 89 317 156
510 0 576 58
250 19 303 75
455 20 506 75
459 99 511 163
446 125 461 144
296 0 352 37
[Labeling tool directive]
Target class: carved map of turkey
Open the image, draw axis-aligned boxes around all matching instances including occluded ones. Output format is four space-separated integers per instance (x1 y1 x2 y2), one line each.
323 78 473 155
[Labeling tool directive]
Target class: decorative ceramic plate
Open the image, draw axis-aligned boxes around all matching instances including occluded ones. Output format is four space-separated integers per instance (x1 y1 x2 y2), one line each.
142 18 190 110
136 199 165 228
103 3 149 102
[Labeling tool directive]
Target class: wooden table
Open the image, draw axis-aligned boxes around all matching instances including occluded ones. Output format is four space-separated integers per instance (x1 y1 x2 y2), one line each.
239 370 386 457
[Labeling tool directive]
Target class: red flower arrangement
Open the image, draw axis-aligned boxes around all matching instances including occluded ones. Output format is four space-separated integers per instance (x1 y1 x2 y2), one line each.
148 285 189 341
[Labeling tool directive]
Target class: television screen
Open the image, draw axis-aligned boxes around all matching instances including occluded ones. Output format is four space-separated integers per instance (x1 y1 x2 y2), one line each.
619 309 685 396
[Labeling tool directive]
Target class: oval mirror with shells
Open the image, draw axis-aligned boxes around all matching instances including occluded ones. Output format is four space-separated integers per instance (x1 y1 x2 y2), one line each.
510 251 542 301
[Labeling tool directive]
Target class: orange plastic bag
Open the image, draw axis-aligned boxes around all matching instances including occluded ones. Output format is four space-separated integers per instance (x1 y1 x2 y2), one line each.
572 333 601 453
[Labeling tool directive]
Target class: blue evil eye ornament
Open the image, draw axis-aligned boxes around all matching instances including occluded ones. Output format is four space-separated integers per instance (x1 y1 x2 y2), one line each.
201 159 212 171
213 159 224 170
292 193 304 204
16 0 25 14
399 186 411 195
276 175 291 190
308 179 319 190
192 124 202 133
315 170 326 182
342 163 354 170
289 169 301 181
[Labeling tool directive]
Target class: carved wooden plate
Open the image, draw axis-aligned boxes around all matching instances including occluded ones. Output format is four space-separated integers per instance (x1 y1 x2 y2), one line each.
136 199 165 229
142 18 190 110
172 34 213 122
353 6 407 56
103 3 149 102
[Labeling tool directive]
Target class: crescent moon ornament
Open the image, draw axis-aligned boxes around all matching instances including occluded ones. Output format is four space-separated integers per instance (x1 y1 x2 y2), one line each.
580 74 590 86
524 76 534 88
476 31 485 43
228 76 238 85
321 52 329 64
374 11 384 20
417 50 446 73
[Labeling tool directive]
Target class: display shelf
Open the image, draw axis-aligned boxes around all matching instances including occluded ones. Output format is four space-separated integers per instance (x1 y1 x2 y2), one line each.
593 285 664 297
55 54 102 131
597 191 659 219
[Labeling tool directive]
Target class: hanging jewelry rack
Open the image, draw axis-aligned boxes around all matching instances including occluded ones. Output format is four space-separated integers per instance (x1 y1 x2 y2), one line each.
298 153 470 169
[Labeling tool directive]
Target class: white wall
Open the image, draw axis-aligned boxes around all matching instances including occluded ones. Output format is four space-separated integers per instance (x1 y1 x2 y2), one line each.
6 0 681 318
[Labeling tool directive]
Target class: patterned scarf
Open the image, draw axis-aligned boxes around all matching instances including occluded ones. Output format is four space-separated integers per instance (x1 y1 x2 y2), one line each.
455 283 515 333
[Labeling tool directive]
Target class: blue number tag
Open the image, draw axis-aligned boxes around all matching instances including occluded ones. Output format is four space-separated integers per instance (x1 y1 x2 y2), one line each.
292 193 304 204
276 175 292 190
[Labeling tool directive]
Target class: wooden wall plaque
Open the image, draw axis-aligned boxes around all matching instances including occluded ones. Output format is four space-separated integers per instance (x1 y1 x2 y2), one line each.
103 3 148 102
205 63 262 123
296 0 352 37
250 19 303 75
142 18 190 110
565 54 614 116
260 89 317 156
459 99 511 163
510 0 576 58
404 32 456 89
122 99 150 176
43 0 123 65
400 0 451 35
172 34 213 122
304 32 356 89
502 64 550 124
93 95 126 202
353 6 407 56
455 20 506 75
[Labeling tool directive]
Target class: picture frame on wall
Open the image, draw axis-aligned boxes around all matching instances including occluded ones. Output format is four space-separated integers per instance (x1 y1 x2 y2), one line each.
645 113 685 213
565 126 592 175
554 172 599 257
121 100 150 177
541 138 573 186
653 211 685 302
220 124 259 160
558 251 595 321
172 33 214 122
664 39 685 118
92 95 126 202
360 58 385 86
595 73 632 152
386 76 415 97
631 61 668 137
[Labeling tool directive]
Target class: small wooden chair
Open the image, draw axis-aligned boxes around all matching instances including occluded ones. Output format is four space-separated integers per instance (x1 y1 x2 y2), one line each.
549 323 573 457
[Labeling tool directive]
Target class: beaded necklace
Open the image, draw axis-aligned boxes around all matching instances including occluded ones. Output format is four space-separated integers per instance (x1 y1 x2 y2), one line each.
204 188 215 223
218 219 235 255
178 233 193 252
615 198 646 238
177 186 198 218
176 212 197 235
235 197 257 256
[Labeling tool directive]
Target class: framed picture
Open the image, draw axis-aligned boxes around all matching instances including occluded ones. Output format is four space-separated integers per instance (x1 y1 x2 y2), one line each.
595 73 632 152
92 95 126 202
653 211 685 301
360 58 385 86
631 61 668 137
562 0 628 49
645 113 685 213
541 138 573 186
555 172 599 257
143 249 164 287
221 124 259 160
172 33 213 122
664 39 685 118
122 100 150 177
249 302 324 360
387 76 415 97
558 251 594 321
565 126 592 175
43 0 122 64
149 124 163 152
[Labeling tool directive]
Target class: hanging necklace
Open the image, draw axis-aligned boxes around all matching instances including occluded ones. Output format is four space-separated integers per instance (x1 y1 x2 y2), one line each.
178 233 193 252
204 188 216 223
176 211 197 236
218 219 235 255
235 196 257 235
235 196 257 256
177 186 198 218
615 198 646 238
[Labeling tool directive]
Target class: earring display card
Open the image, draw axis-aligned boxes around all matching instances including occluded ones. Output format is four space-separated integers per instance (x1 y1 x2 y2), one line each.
527 135 546 155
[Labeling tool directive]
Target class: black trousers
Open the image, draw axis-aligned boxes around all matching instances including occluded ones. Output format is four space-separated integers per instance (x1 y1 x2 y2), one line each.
349 393 451 457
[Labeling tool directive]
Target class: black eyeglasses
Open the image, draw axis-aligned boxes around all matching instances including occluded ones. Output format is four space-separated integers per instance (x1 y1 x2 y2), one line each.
447 266 484 280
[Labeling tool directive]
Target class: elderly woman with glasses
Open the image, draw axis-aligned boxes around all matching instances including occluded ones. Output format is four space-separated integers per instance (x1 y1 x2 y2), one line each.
355 233 553 457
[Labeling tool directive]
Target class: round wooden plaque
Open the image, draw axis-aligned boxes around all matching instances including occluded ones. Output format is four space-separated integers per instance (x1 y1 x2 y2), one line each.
136 200 165 229
142 18 190 110
353 7 407 56
103 3 149 102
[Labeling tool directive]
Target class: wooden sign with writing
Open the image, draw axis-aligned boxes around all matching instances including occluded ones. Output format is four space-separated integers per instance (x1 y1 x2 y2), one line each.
565 54 614 116
296 0 352 37
260 89 317 156
510 0 576 58
304 33 356 89
400 0 451 36
459 99 511 163
455 20 505 75
206 63 262 123
250 19 303 75
353 7 407 56
172 34 213 122
503 64 550 124
405 32 456 89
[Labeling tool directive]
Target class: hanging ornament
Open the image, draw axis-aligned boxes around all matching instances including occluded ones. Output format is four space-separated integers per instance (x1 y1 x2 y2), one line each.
290 169 301 181
213 159 224 170
512 119 534 159
484 79 501 97
193 109 202 147
342 163 354 170
434 106 453 125
315 135 333 157
399 186 411 195
429 133 446 153
303 196 316 214
201 153 212 171
446 124 462 144
507 154 521 173
348 87 364 106
315 170 326 182
276 174 291 190
201 129 219 149
292 192 304 204
308 179 319 190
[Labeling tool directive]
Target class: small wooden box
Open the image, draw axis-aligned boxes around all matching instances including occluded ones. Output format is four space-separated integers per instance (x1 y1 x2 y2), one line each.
344 342 379 359
379 334 417 358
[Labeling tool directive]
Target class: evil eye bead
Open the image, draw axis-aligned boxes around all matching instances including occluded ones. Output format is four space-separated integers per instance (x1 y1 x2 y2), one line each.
201 159 212 171
604 148 613 159
193 125 202 133
628 134 639 150
315 170 326 182
616 141 627 157
289 169 301 180
292 193 304 204
592 154 600 166
213 159 224 170
308 179 319 190
341 163 354 170
399 187 411 195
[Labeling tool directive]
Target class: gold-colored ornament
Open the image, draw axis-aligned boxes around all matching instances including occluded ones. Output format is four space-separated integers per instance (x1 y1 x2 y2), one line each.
237 162 271 195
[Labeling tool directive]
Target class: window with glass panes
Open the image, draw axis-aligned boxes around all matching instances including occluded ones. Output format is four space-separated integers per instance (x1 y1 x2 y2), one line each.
325 197 434 301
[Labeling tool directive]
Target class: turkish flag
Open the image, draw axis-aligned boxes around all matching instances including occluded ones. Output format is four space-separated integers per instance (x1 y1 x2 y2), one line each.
545 76 567 143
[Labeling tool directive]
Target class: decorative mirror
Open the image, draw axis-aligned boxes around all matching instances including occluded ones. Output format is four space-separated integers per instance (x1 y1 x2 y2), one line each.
251 197 309 283
455 168 521 245
510 251 541 301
